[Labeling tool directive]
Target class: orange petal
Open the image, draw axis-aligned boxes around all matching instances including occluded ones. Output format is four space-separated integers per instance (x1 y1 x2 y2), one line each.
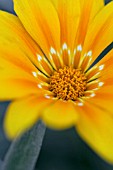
42 100 78 129
76 101 113 163
4 95 54 139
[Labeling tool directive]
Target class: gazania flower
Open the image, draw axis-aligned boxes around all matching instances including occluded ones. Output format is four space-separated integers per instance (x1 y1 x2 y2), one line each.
0 0 113 163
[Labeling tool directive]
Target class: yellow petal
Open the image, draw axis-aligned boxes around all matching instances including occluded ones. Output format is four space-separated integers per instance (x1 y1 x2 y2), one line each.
13 0 60 60
86 85 113 115
73 0 104 67
74 0 101 47
87 50 113 84
0 11 52 101
4 95 53 139
95 50 113 82
0 11 53 76
97 49 113 66
85 50 113 115
76 101 113 163
0 68 47 100
0 45 37 73
85 83 113 116
51 0 80 51
82 2 113 65
42 100 78 129
85 49 113 81
80 0 104 20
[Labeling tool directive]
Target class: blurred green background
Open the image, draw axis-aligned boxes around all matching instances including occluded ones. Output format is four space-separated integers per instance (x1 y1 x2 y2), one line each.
0 0 113 170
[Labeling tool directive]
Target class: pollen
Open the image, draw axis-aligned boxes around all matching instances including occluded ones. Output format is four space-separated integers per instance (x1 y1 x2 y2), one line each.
49 66 87 101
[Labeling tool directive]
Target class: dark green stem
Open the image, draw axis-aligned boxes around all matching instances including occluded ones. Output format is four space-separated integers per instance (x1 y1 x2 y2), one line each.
2 121 46 170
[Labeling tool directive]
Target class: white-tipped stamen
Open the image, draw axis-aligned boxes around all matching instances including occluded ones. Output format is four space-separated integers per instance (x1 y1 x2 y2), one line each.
77 44 82 51
98 82 104 87
37 84 43 89
78 102 84 106
62 43 68 50
99 64 105 71
32 71 37 78
50 47 57 55
37 54 42 62
45 95 51 99
87 50 92 57
90 93 96 97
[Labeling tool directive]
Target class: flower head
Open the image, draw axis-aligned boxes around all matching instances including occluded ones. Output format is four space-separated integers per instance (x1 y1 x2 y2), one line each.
0 0 113 163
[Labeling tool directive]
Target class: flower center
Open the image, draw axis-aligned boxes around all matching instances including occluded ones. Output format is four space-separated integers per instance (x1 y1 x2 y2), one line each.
49 66 87 101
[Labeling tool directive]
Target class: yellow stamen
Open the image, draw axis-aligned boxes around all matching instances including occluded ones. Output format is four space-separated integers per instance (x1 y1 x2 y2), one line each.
49 66 87 101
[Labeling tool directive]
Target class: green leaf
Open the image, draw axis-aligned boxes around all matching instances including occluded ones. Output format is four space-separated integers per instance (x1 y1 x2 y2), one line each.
2 121 46 170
